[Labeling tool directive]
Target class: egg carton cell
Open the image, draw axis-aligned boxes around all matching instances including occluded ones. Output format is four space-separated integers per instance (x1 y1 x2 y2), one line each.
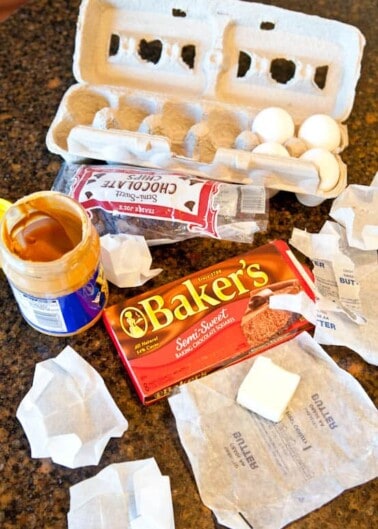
139 102 203 157
93 96 158 133
183 106 249 163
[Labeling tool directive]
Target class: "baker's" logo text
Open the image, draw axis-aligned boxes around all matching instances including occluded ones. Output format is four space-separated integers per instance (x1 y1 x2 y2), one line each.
120 260 269 337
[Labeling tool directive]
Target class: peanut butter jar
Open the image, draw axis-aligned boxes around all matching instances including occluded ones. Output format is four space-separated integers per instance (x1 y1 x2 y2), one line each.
0 191 108 336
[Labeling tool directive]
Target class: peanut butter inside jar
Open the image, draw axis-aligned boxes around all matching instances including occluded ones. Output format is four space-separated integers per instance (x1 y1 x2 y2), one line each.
0 191 108 335
7 207 82 262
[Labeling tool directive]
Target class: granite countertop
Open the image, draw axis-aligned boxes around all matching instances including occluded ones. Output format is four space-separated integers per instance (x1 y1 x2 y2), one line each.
0 1 377 528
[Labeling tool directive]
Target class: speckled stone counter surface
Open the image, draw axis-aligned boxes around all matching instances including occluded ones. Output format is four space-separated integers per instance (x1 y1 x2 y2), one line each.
0 1 377 528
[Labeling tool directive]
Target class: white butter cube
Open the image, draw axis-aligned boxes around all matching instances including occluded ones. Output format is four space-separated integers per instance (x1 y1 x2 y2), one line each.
237 356 300 422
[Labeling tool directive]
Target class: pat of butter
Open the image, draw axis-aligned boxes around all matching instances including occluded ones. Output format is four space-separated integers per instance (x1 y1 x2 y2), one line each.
237 356 300 422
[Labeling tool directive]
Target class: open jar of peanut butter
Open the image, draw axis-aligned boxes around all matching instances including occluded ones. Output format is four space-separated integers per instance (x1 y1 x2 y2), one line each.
0 191 108 336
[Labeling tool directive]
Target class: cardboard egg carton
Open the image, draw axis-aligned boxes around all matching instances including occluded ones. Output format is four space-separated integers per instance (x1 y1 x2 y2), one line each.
46 0 365 205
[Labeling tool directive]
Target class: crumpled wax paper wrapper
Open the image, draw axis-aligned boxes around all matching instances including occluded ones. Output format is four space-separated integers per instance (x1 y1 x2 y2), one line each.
100 234 162 288
289 221 378 365
329 173 378 250
67 458 175 529
169 332 378 529
16 346 129 468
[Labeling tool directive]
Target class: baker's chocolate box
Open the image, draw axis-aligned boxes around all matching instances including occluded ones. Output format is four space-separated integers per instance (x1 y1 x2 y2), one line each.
103 240 315 404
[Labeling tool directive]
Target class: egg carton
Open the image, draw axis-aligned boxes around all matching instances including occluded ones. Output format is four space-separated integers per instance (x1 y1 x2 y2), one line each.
46 0 365 205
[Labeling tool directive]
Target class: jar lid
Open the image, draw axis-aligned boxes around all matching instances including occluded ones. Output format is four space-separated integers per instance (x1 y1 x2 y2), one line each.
0 198 11 221
0 198 12 268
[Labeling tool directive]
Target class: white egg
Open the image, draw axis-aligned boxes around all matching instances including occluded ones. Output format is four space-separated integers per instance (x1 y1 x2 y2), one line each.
253 142 290 157
300 148 340 192
252 107 295 144
298 114 341 151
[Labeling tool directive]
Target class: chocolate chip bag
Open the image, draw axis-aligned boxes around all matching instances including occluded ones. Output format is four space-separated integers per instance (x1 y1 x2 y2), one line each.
52 163 268 244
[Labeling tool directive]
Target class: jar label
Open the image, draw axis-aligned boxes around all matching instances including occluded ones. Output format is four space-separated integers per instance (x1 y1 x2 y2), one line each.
10 265 108 335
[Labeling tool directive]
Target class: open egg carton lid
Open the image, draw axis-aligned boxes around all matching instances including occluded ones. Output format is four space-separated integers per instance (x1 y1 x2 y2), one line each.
46 0 365 205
